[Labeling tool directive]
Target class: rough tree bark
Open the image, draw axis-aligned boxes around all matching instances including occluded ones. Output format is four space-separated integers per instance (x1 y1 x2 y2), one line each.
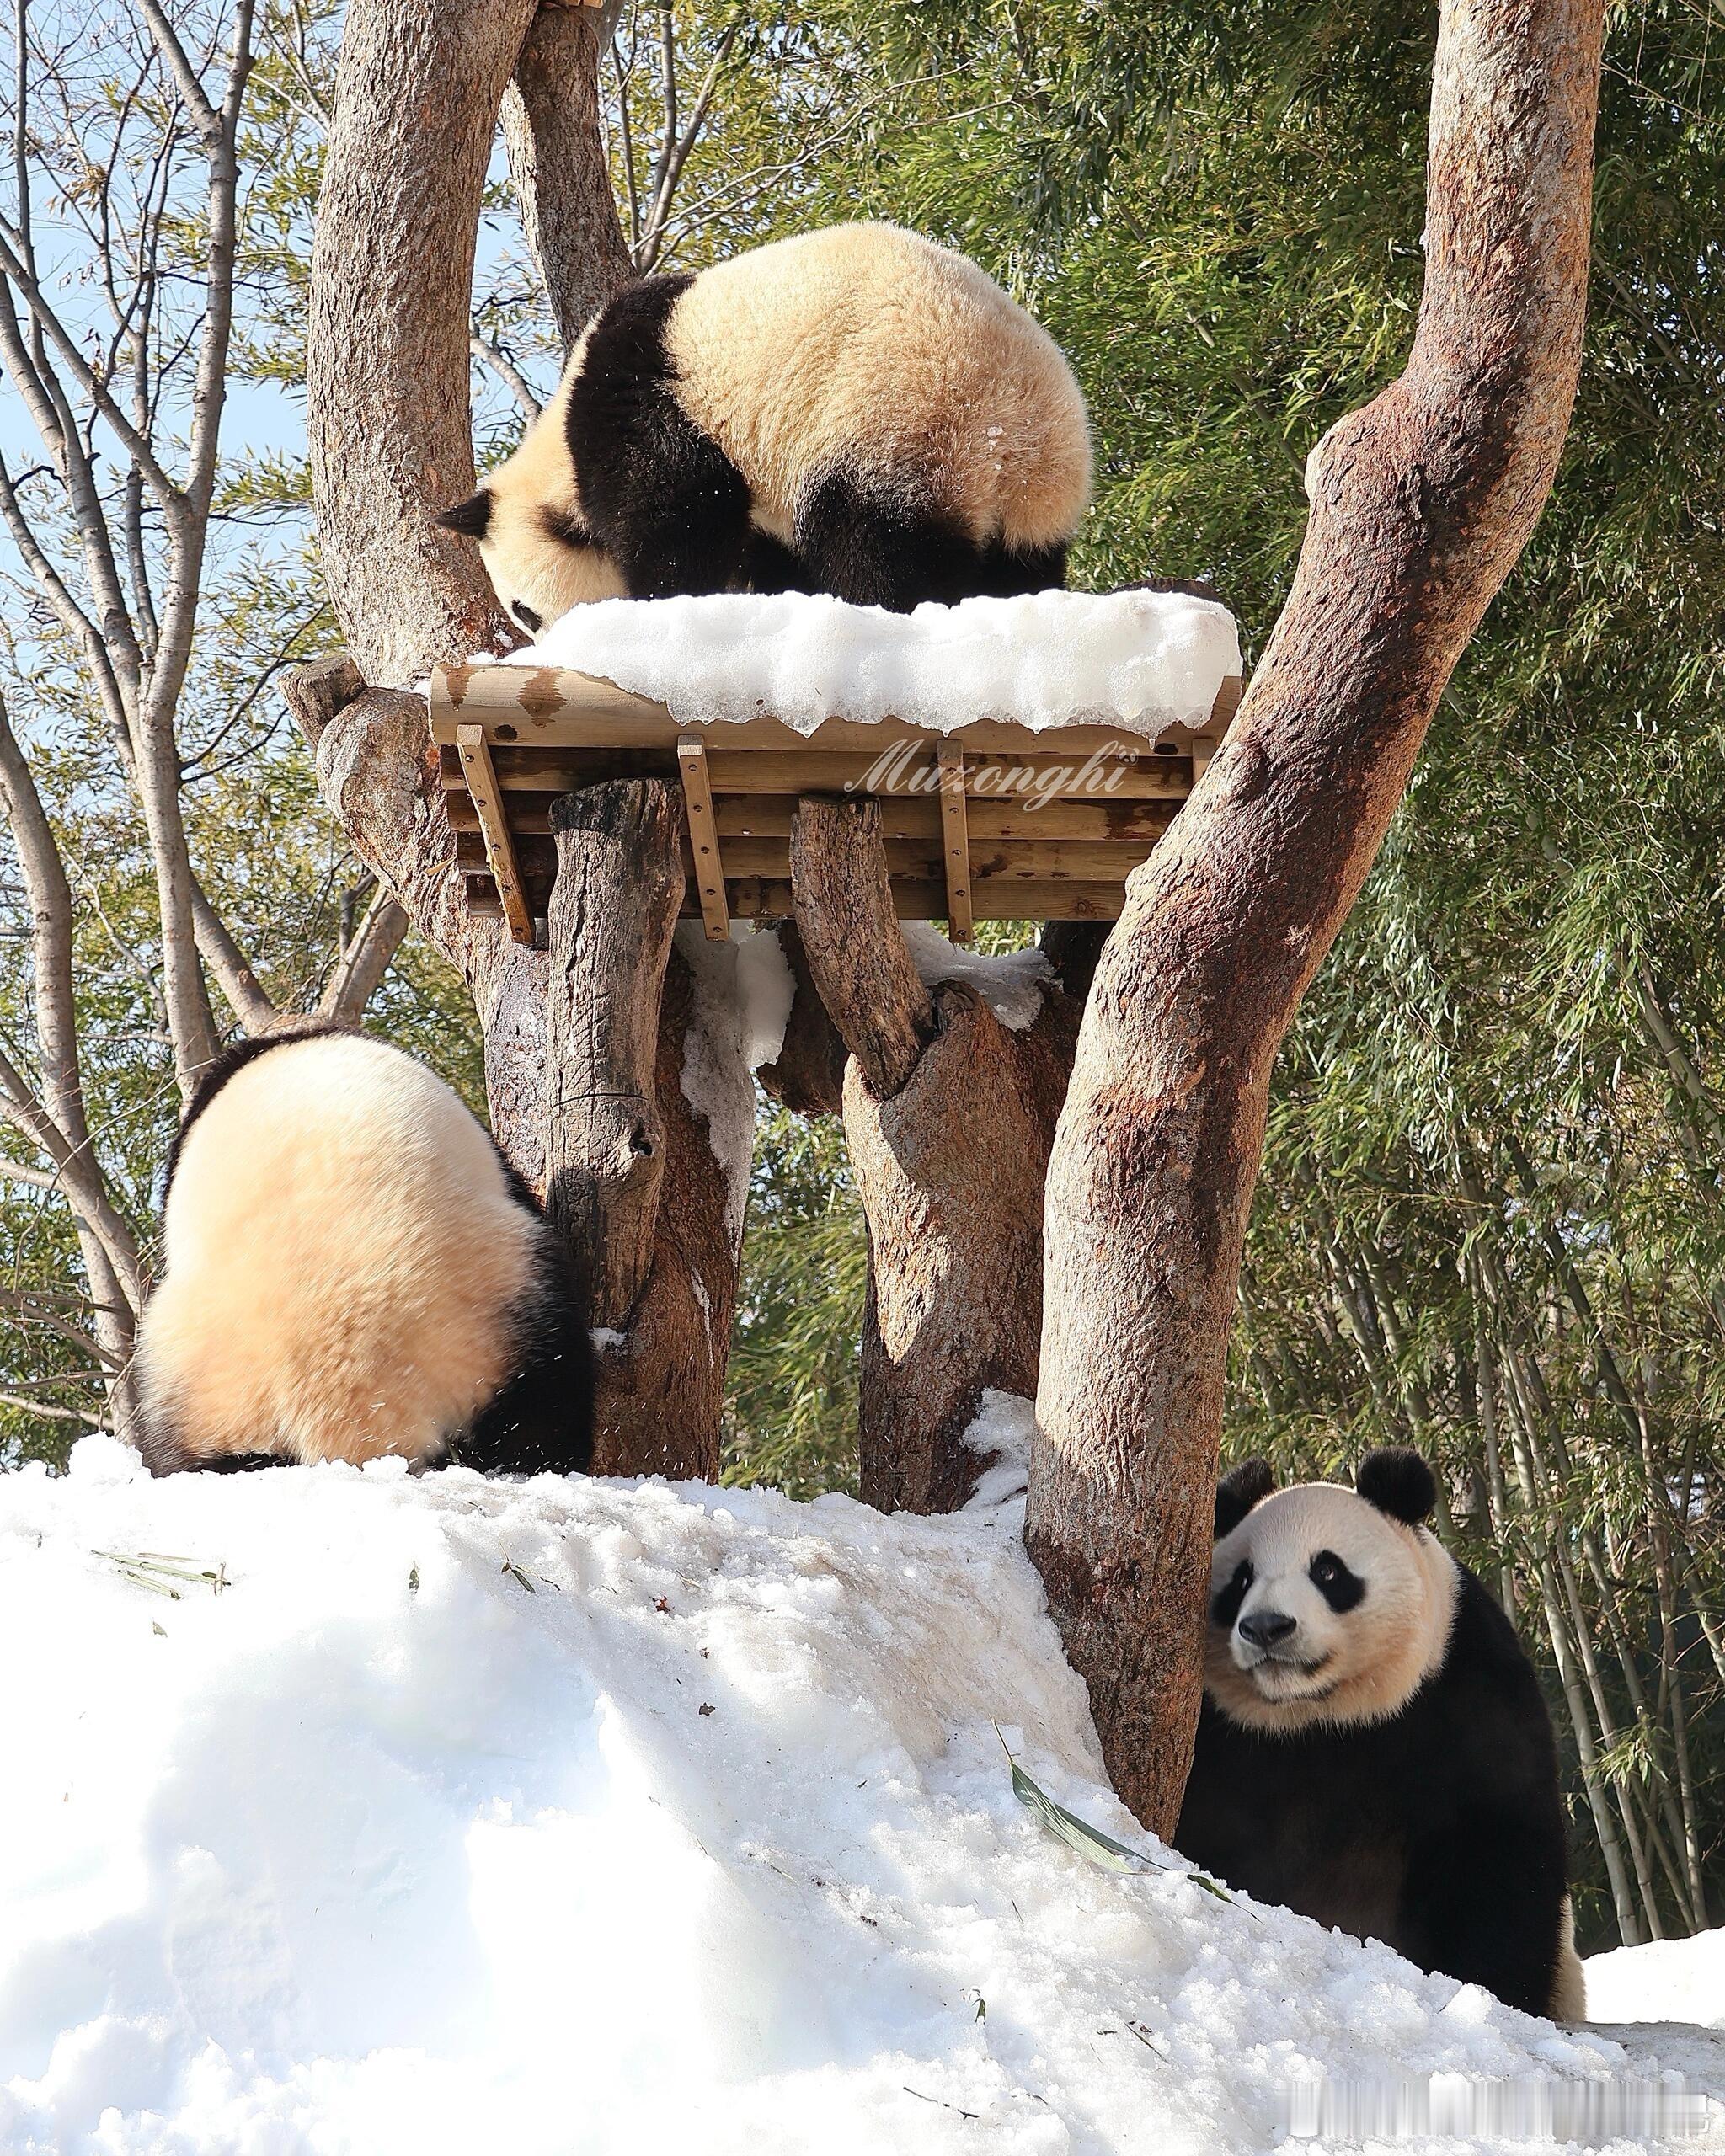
502 0 633 355
790 799 1081 1512
298 0 739 1476
1028 0 1606 1836
544 782 685 1326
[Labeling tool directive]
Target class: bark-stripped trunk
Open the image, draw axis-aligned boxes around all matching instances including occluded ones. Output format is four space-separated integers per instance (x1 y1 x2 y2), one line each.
1028 0 1606 1836
298 0 739 1474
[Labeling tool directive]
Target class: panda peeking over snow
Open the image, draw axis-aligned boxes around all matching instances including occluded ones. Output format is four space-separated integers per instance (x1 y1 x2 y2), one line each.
1176 1449 1586 2023
134 1027 592 1478
438 222 1091 626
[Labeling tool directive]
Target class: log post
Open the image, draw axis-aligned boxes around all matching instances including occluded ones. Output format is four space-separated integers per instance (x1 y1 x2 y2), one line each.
756 920 847 1118
585 942 747 1481
789 794 1081 1511
544 781 685 1327
1028 0 1605 1837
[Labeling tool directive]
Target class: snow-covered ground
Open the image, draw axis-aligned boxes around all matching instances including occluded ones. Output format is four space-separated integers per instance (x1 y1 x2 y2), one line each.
504 585 1242 737
1588 1929 1725 2031
0 1433 1718 2156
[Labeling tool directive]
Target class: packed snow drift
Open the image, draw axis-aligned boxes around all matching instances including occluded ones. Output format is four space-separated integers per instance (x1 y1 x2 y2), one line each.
499 585 1242 737
0 1433 1719 2156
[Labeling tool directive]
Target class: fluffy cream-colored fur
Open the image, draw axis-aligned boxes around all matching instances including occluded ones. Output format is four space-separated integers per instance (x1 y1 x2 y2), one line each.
137 1036 540 1467
1549 1897 1589 2023
664 223 1090 550
477 223 1090 622
1205 1484 1461 1735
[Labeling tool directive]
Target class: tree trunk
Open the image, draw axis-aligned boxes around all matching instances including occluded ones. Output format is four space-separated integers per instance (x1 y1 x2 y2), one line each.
847 982 1079 1512
502 1 633 355
300 0 740 1476
1028 0 1605 1838
544 780 685 1326
790 797 1080 1510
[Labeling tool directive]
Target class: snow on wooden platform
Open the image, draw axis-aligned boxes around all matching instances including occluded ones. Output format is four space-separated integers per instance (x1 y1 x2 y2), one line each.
435 590 1244 940
504 587 1242 738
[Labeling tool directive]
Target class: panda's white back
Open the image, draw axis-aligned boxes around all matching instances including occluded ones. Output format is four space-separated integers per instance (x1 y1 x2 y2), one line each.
138 1034 540 1468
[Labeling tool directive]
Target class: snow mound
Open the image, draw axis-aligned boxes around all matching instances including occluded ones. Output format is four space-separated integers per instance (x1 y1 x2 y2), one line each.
507 586 1241 738
1587 1929 1725 2028
2 1439 1720 2156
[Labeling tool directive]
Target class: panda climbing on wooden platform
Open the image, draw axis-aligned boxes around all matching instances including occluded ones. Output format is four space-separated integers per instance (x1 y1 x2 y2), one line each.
438 222 1092 626
134 1027 593 1478
1177 1448 1587 2024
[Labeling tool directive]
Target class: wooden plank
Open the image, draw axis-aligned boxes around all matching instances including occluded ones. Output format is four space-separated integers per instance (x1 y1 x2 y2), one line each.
676 734 729 941
431 664 1215 759
466 871 1129 924
440 744 1195 803
1192 672 1244 782
454 723 534 944
446 792 1177 844
456 830 1169 885
937 739 973 943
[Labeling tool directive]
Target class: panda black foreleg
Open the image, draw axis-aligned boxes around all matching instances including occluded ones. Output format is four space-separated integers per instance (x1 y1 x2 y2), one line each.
1400 1811 1569 2018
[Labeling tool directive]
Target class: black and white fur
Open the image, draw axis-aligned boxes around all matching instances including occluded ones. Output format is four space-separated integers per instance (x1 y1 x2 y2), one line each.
1176 1449 1585 2022
438 222 1091 625
136 1026 592 1476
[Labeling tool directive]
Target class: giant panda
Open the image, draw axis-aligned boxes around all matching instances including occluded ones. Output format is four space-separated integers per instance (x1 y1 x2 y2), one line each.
1176 1448 1586 2023
134 1026 592 1476
438 221 1091 626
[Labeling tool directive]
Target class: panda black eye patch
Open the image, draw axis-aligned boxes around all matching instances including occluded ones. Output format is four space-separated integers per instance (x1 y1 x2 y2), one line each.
1211 1559 1253 1629
511 600 542 632
1308 1550 1365 1612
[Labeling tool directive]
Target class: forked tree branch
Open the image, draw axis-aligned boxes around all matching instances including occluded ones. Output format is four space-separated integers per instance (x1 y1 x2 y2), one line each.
1028 0 1607 1836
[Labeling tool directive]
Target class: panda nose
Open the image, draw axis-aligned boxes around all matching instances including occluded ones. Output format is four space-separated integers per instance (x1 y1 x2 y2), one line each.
1239 1610 1297 1649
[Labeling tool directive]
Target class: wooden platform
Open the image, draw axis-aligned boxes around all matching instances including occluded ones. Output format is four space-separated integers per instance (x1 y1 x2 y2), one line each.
430 662 1244 944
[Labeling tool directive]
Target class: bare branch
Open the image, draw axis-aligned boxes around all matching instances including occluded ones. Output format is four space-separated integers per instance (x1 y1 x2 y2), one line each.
470 330 542 421
0 1043 145 1313
0 225 185 517
318 887 408 1021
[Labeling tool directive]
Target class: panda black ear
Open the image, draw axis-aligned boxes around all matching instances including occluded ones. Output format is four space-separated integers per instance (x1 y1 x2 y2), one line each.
1215 1457 1275 1540
437 489 493 540
1356 1447 1437 1526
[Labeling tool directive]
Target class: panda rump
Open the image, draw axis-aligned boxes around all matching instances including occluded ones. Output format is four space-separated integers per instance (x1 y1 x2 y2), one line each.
439 222 1092 625
136 1027 592 1476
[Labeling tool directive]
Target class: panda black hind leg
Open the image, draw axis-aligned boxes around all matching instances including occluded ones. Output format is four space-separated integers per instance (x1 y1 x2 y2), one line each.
793 470 991 611
453 1164 595 1477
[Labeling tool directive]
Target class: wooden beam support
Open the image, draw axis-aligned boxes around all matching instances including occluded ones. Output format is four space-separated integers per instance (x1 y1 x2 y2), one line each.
544 780 686 1327
676 734 729 941
788 797 933 1099
455 723 534 943
936 739 974 944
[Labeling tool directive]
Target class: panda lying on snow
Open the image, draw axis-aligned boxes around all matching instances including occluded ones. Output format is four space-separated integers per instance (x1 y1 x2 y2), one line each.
1177 1449 1586 2023
439 222 1092 626
134 1027 592 1477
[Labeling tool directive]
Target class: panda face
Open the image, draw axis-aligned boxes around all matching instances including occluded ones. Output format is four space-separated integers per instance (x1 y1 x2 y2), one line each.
436 377 629 633
470 494 628 634
1205 1472 1458 1735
